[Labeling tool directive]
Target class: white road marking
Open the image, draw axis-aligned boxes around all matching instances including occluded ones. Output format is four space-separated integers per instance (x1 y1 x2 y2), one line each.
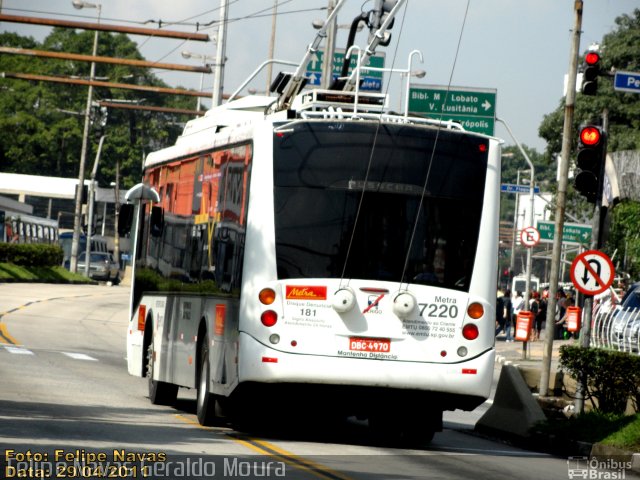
4 346 34 355
62 352 98 361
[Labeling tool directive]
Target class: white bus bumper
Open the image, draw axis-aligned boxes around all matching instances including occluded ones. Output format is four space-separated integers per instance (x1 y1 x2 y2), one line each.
238 332 495 400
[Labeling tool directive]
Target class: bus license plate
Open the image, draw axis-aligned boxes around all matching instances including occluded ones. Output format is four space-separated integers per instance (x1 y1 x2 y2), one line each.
349 337 391 353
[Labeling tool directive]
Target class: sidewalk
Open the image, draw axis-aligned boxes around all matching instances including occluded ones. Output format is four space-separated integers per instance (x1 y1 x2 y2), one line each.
495 335 576 367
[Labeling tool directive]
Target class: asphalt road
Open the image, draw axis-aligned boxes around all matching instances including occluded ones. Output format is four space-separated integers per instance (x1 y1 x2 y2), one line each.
0 283 600 480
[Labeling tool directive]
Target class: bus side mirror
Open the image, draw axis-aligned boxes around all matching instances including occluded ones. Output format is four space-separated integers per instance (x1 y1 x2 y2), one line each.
118 204 134 236
150 206 164 237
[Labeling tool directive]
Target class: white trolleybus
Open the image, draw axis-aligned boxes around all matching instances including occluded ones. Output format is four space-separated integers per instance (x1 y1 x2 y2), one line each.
124 0 501 442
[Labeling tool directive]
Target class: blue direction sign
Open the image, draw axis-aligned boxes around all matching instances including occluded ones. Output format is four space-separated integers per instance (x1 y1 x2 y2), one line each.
614 71 640 94
305 49 385 92
500 183 541 194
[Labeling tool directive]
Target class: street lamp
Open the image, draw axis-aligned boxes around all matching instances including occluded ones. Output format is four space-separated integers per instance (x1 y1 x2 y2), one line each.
399 67 426 112
497 117 536 313
70 0 102 275
84 135 106 277
181 50 218 111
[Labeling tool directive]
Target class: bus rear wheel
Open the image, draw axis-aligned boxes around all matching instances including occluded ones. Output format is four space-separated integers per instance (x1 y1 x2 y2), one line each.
196 337 218 426
146 342 178 406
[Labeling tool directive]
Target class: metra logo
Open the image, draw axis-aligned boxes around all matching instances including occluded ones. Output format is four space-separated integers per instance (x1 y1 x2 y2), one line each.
286 286 327 300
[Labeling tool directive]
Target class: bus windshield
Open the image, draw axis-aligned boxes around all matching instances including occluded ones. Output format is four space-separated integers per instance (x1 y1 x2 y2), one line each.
273 122 489 291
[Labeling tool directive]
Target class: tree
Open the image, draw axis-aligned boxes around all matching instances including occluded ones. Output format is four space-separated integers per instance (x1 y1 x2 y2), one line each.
538 8 640 275
0 29 195 189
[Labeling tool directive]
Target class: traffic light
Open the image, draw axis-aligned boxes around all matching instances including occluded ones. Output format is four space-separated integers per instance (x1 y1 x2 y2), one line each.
581 50 601 96
574 125 606 203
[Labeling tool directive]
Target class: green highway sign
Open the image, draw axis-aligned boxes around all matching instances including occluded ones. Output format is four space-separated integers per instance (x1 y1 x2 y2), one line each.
407 85 497 135
305 49 385 92
536 220 592 245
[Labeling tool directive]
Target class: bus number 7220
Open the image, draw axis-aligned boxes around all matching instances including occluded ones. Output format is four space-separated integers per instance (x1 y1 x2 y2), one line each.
419 303 459 318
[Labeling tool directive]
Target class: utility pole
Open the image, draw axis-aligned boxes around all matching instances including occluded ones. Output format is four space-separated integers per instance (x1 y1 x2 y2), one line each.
70 3 101 274
113 159 120 272
212 0 228 106
266 0 278 93
539 0 583 397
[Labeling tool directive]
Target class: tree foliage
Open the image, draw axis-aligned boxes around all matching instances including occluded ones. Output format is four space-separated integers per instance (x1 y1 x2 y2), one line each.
0 29 196 189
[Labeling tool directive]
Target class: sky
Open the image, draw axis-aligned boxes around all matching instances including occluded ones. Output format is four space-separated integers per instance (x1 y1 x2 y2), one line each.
1 0 638 154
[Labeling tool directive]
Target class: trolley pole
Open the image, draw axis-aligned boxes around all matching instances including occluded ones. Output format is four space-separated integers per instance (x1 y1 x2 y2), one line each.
540 0 583 397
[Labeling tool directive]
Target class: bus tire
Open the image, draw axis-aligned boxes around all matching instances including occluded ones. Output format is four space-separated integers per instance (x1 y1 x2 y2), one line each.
147 343 178 406
196 337 217 426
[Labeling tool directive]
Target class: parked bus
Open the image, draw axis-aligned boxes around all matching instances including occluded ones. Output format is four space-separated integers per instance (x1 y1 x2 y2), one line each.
1 210 58 245
124 0 500 442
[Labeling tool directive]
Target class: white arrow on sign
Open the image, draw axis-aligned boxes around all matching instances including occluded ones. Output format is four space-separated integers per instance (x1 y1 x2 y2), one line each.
482 100 492 111
310 53 320 70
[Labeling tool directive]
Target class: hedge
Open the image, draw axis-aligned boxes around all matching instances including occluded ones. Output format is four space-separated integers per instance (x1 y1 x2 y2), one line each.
0 243 64 267
560 345 640 415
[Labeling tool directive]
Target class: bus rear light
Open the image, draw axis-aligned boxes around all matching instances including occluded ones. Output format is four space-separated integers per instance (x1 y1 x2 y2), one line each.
462 368 477 374
467 302 484 319
261 310 278 327
259 288 276 305
137 305 146 331
262 356 278 363
269 334 280 345
440 350 447 357
462 323 479 340
457 346 468 357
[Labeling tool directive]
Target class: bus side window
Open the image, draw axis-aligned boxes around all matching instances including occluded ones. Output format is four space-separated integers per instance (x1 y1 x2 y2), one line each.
150 206 164 237
118 204 135 236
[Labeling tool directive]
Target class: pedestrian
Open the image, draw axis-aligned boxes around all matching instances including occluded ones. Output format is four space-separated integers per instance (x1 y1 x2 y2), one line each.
555 290 568 340
503 289 514 342
556 297 575 340
528 291 539 338
495 289 505 336
509 291 524 342
533 291 547 341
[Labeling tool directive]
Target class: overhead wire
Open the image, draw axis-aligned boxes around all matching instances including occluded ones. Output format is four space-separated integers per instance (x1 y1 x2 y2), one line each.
398 0 471 290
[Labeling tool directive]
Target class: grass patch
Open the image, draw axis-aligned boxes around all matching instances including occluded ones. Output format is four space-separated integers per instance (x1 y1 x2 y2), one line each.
0 263 93 283
536 411 639 450
601 414 640 452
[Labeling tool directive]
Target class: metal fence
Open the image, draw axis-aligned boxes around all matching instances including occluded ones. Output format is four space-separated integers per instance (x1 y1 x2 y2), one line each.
591 302 640 354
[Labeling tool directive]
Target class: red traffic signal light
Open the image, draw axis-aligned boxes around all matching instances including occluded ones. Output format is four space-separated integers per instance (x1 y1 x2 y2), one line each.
574 125 606 203
579 126 601 147
585 51 600 66
581 50 601 96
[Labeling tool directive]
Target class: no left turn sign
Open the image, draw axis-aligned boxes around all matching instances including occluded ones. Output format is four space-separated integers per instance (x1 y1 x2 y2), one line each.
570 250 615 296
520 226 540 248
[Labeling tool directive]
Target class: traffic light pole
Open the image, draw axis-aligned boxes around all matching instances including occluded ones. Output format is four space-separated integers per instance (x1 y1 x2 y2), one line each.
575 109 609 414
